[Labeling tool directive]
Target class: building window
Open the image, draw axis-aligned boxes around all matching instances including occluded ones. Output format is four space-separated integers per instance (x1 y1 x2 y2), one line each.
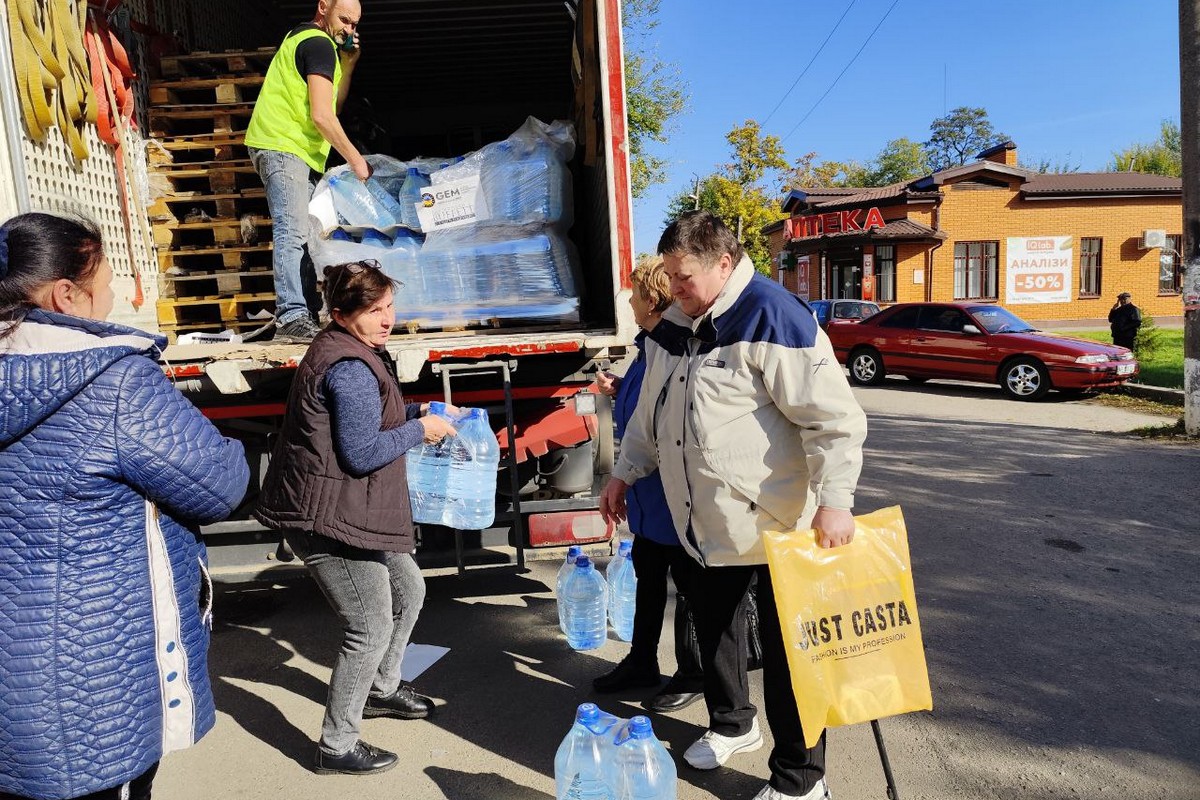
953 241 998 300
1161 235 1183 294
874 245 896 303
1079 237 1102 297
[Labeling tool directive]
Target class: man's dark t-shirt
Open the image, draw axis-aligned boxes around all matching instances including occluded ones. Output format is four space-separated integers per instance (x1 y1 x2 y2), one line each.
289 23 336 81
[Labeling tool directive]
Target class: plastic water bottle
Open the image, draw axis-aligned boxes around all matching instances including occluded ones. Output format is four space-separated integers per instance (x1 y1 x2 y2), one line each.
366 179 406 225
407 401 455 524
445 408 499 530
554 703 619 800
361 229 392 248
556 546 584 634
385 229 424 309
418 235 476 316
606 540 636 642
399 167 432 231
562 556 607 651
328 172 397 229
605 716 677 800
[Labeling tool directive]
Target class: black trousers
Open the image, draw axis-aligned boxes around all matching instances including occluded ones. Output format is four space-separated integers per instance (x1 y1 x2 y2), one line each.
1113 332 1136 349
694 564 826 797
0 763 158 800
628 537 703 687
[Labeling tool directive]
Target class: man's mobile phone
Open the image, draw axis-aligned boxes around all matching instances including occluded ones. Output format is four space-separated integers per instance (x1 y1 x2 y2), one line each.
338 34 358 52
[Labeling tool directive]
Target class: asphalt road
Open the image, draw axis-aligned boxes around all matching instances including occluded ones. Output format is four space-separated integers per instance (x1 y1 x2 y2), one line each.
159 382 1199 800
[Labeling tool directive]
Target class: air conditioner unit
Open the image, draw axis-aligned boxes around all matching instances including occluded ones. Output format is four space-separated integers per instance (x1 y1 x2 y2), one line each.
1140 229 1168 249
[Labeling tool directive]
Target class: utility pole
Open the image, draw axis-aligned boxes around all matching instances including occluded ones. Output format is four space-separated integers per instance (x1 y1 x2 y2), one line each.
1181 1 1200 434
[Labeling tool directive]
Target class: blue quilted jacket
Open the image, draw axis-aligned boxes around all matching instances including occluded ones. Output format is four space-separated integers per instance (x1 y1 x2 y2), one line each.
0 310 250 799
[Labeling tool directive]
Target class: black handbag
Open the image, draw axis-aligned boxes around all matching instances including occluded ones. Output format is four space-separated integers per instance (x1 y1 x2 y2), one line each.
680 580 764 672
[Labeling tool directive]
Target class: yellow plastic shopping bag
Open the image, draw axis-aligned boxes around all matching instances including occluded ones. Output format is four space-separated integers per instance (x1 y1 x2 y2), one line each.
763 506 932 747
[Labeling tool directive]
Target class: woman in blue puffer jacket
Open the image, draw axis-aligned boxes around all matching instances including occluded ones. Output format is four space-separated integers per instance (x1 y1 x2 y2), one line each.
0 213 251 800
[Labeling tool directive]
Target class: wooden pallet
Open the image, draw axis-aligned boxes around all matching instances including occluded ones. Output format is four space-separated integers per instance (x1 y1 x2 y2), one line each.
156 132 249 164
158 268 276 300
159 48 276 79
158 242 273 271
153 189 268 224
151 159 261 195
149 75 265 106
156 292 277 328
152 214 272 249
149 103 255 138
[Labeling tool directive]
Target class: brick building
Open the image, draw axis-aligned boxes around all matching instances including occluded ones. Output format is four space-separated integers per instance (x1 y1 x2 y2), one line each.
764 143 1184 323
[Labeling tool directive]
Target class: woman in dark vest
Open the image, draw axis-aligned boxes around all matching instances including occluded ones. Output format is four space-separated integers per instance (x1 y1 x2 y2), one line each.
255 261 456 776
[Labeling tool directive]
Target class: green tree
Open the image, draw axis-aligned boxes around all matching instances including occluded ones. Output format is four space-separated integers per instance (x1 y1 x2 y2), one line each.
1111 120 1182 177
623 0 688 198
664 120 789 274
923 106 1007 171
862 137 929 186
783 151 867 189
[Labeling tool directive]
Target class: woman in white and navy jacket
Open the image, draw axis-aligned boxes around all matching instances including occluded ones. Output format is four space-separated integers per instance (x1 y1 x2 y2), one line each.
0 213 250 800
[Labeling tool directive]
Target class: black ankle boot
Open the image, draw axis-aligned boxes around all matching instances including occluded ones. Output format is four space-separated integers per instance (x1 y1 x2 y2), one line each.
313 740 398 775
363 681 434 720
592 657 661 693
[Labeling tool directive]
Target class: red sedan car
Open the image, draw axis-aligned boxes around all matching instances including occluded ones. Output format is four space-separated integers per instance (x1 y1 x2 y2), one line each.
826 302 1138 400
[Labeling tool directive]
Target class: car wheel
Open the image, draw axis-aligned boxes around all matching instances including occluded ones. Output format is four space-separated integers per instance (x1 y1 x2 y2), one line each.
848 348 886 386
1000 357 1051 401
905 376 929 384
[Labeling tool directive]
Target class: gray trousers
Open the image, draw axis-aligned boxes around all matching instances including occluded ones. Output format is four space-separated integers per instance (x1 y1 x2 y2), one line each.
284 530 426 755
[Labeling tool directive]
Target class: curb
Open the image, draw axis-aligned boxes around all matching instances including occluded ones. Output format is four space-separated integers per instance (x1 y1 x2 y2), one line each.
1122 382 1185 406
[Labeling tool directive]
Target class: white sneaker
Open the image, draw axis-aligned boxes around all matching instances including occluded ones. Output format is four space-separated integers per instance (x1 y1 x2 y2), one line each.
683 719 763 770
751 778 831 800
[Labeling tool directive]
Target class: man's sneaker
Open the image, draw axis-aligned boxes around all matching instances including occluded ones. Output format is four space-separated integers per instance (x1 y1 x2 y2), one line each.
751 778 831 800
274 315 322 343
683 718 763 770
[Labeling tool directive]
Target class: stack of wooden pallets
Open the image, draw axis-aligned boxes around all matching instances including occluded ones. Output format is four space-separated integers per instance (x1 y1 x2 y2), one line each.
148 48 279 341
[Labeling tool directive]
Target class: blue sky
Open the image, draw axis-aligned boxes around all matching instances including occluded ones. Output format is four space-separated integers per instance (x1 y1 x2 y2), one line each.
630 0 1181 254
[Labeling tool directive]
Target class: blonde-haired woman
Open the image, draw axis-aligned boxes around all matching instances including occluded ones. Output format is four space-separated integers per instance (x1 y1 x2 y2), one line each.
592 256 704 712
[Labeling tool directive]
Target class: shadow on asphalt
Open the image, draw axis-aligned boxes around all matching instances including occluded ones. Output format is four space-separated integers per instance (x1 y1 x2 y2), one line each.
861 375 1091 404
209 566 763 797
856 415 1200 772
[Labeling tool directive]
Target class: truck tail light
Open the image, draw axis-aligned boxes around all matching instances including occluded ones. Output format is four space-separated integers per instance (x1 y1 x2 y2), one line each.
526 511 613 548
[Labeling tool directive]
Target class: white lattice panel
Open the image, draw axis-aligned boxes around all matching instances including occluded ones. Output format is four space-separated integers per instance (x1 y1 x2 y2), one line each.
23 123 160 333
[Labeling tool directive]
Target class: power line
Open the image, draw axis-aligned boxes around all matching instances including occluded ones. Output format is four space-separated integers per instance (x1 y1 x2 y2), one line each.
781 0 902 143
761 0 858 127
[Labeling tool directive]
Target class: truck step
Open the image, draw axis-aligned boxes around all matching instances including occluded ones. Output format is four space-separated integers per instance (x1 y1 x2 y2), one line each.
156 292 277 330
158 318 275 344
149 103 255 138
149 75 265 107
150 159 262 197
157 268 276 301
158 48 276 80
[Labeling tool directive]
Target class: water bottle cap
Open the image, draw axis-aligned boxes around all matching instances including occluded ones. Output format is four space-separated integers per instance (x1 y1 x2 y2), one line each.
617 539 632 556
574 555 591 569
575 703 599 723
429 401 449 417
628 716 654 739
407 166 421 176
567 545 583 558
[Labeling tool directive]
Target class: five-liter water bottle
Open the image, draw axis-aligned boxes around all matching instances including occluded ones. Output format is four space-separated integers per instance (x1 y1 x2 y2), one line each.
445 408 499 530
605 716 677 800
407 401 456 524
385 229 425 310
555 703 620 800
606 540 636 642
556 546 585 634
399 167 432 231
328 172 400 229
481 139 566 225
562 556 608 651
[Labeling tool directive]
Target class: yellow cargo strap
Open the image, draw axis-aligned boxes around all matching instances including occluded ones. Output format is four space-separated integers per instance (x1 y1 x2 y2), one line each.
6 0 95 161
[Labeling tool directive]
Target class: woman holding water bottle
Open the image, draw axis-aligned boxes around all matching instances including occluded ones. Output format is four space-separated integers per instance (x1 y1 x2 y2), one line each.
255 260 457 776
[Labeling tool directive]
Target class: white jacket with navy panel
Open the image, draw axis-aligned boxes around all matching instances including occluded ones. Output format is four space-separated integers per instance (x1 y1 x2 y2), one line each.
613 256 868 567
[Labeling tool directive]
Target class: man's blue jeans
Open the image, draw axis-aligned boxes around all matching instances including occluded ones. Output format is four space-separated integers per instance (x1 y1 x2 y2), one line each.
249 147 320 326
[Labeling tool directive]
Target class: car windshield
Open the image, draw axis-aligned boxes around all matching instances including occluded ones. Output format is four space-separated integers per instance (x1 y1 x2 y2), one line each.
968 306 1037 334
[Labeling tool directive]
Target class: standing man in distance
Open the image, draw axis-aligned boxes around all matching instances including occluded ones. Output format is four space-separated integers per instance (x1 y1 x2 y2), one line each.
1108 291 1142 350
246 0 369 343
600 211 868 800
